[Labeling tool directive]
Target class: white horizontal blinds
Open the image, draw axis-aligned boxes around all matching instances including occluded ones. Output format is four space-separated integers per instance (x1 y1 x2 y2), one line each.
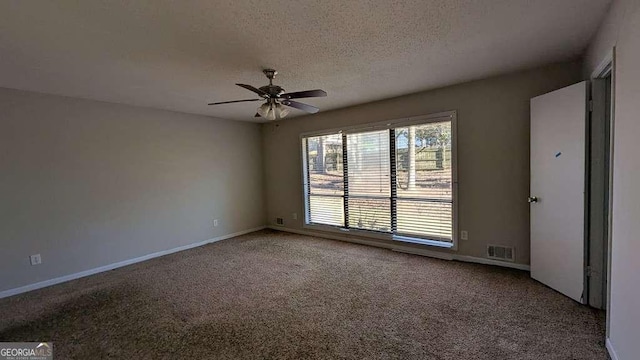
305 134 344 226
304 116 455 244
346 130 391 232
395 121 453 241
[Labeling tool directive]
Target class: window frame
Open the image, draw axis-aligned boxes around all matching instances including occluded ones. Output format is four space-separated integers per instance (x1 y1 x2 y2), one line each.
300 111 458 250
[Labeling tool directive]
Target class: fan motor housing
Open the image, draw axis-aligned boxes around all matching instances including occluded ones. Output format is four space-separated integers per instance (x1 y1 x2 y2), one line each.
259 85 285 97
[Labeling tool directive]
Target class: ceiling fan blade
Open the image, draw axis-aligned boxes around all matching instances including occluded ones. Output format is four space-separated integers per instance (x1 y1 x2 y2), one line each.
208 99 261 105
282 100 319 114
280 89 327 99
236 83 269 97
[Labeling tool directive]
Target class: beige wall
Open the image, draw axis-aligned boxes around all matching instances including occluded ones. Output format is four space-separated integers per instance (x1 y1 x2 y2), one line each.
0 88 265 292
585 0 640 358
262 62 582 265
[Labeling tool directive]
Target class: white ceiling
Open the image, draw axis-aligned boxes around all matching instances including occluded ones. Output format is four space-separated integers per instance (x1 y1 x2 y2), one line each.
0 0 611 122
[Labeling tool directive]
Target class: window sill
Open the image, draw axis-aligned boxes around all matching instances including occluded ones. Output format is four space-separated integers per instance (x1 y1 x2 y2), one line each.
302 223 456 250
392 235 454 248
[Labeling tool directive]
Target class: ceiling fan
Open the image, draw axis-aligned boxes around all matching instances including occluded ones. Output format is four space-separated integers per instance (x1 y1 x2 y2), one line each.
208 69 327 120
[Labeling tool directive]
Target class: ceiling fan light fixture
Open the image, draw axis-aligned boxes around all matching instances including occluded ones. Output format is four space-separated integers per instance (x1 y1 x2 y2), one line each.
257 101 289 120
260 103 277 121
275 103 290 119
266 107 276 121
257 102 271 118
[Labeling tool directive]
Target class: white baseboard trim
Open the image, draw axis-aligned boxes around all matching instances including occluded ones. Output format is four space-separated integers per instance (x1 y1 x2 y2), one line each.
606 338 619 360
270 226 530 271
0 226 266 299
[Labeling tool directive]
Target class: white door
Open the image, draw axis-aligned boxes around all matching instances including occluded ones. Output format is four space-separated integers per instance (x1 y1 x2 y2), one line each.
530 81 588 303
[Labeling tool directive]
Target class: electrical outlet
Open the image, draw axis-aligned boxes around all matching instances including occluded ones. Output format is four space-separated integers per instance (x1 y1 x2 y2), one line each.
460 230 469 240
30 254 42 266
292 213 298 220
213 219 219 227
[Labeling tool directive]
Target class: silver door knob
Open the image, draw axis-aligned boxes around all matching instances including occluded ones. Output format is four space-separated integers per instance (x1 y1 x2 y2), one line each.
528 196 538 203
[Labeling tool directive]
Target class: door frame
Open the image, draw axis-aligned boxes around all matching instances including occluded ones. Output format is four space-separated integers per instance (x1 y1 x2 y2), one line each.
590 47 615 338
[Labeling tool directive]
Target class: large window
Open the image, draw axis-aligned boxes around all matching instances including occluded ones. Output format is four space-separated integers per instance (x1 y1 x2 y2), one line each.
302 112 456 246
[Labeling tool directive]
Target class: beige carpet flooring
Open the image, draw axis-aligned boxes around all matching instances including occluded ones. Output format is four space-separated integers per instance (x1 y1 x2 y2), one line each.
0 230 607 359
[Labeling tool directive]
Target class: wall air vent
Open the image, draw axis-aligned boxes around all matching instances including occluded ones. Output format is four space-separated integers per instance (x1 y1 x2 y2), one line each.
276 217 284 226
487 245 515 262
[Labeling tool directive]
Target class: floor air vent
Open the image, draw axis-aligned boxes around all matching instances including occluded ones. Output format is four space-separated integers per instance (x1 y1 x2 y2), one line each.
487 245 515 262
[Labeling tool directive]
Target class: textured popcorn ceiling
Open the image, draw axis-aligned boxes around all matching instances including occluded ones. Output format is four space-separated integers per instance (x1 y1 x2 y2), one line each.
0 0 611 122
